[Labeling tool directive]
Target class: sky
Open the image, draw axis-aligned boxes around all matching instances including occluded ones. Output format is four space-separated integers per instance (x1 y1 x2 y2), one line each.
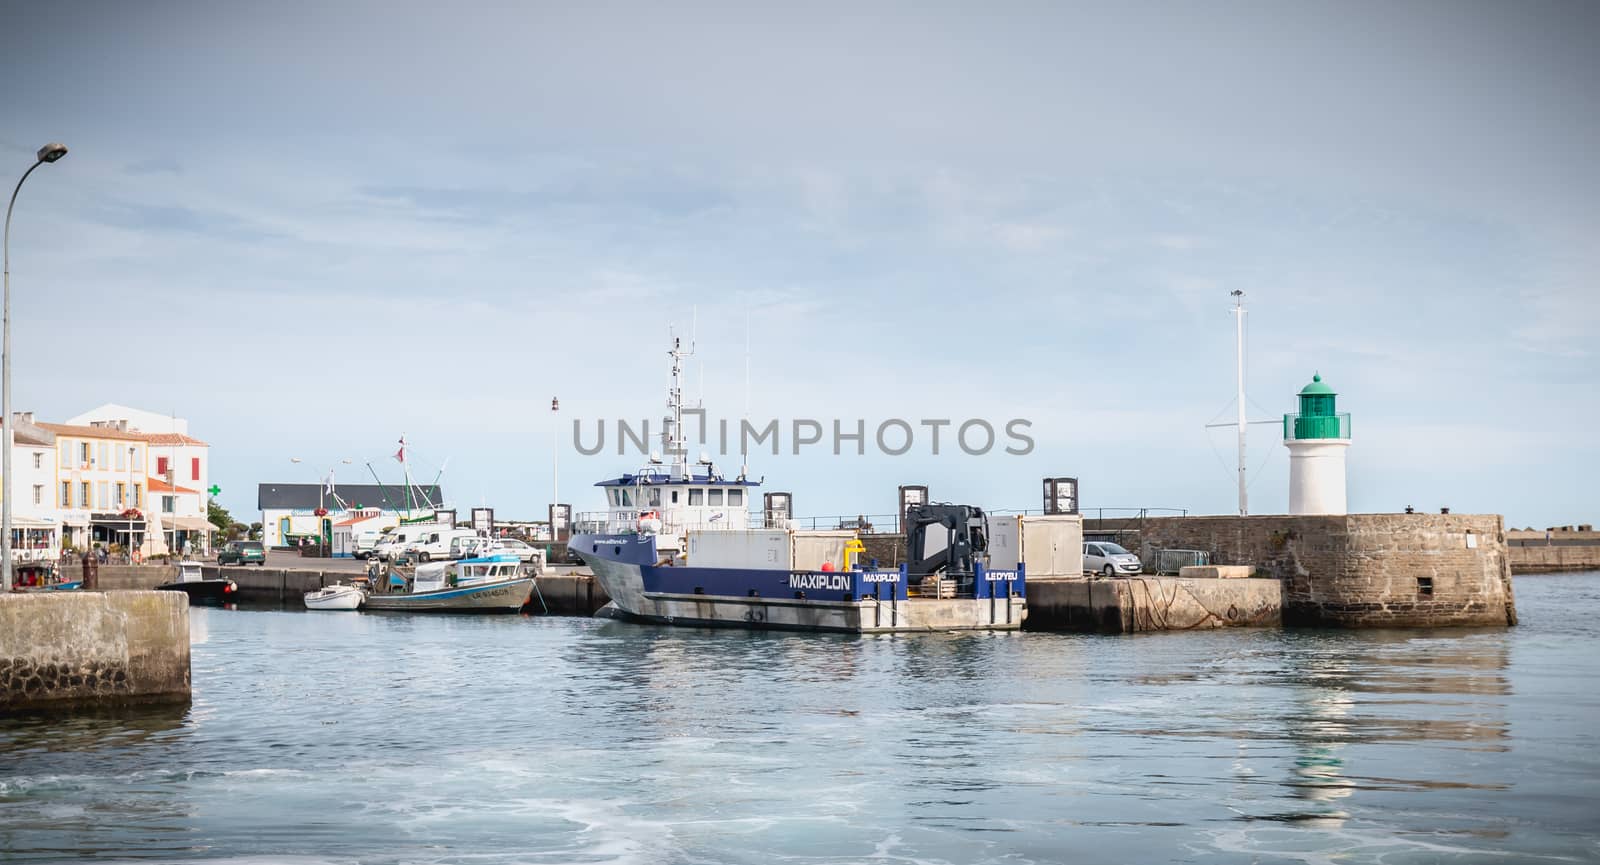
1 0 1596 528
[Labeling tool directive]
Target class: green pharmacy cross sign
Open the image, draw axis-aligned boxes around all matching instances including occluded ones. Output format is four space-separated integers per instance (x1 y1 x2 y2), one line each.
207 485 221 497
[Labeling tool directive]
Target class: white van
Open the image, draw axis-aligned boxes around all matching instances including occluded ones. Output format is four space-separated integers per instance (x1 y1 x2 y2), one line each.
374 524 442 562
406 527 480 563
352 530 386 560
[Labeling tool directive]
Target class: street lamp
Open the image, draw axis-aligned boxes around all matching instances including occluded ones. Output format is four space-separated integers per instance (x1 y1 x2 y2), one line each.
3 141 68 592
551 396 559 542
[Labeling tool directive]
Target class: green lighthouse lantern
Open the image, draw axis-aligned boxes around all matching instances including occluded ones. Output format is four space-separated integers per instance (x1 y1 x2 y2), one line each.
1287 374 1349 440
1285 372 1352 515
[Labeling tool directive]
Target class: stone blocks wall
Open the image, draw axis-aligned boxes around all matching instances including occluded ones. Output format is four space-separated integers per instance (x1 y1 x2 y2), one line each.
95 565 175 591
1507 544 1600 574
1139 513 1516 628
1 591 191 709
1026 577 1282 633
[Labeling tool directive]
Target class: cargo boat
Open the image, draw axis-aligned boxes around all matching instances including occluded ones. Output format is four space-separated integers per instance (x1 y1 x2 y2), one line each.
570 336 1025 633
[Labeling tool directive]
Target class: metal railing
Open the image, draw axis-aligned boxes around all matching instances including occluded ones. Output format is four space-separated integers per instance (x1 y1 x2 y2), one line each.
574 507 1190 536
1283 412 1351 441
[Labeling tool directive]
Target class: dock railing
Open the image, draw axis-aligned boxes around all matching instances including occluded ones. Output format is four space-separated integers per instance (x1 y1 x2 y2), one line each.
575 507 1190 536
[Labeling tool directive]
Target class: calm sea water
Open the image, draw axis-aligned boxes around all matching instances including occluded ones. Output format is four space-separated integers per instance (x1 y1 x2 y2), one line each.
3 573 1598 864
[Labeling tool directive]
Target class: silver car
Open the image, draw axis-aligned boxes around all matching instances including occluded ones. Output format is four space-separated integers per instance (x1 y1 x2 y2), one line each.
1084 542 1141 577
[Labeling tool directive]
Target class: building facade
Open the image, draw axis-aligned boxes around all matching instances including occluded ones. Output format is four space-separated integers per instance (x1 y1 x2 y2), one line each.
38 420 154 554
0 405 217 560
66 405 213 554
2 414 60 564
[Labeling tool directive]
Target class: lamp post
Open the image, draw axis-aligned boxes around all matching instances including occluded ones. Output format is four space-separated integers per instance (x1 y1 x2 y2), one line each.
3 142 68 592
127 446 135 556
551 396 559 542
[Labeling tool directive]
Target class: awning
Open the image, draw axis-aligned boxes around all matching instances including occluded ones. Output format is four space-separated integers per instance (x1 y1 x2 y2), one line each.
5 516 57 529
170 516 216 532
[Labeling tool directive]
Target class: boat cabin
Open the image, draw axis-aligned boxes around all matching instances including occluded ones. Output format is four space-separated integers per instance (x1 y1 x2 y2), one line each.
581 460 761 540
412 553 522 593
177 561 206 583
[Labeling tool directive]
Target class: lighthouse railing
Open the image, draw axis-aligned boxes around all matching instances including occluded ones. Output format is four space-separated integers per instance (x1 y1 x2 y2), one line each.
1283 412 1351 441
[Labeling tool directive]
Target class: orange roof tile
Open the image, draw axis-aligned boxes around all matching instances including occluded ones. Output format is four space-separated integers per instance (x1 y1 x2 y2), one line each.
37 422 149 442
147 476 201 494
143 432 209 446
333 515 384 527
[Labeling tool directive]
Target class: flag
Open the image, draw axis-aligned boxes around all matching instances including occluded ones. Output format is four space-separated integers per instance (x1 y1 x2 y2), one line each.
324 471 335 495
394 436 406 463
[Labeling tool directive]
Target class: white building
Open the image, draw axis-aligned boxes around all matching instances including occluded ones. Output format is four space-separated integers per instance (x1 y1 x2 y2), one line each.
39 418 157 554
67 405 213 553
259 483 444 548
2 413 61 564
330 509 400 557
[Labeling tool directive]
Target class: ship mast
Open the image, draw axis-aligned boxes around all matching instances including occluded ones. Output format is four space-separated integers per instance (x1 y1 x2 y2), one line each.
1233 290 1248 516
665 332 694 480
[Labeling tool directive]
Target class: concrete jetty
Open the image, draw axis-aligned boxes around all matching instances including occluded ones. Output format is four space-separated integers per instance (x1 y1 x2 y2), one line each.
1 592 190 710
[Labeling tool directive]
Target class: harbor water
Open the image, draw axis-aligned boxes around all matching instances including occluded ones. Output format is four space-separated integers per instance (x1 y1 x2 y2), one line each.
3 574 1597 864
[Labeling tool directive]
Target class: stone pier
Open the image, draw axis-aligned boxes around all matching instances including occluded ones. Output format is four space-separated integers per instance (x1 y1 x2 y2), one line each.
1 592 191 710
1139 513 1517 627
1026 576 1283 633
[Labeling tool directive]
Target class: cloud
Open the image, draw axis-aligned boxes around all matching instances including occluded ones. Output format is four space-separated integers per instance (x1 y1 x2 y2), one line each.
85 201 282 242
124 157 182 176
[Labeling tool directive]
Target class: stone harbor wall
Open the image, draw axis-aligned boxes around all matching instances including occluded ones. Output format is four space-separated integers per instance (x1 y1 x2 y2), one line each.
1139 513 1516 627
1026 577 1283 633
1506 543 1600 573
1 591 191 710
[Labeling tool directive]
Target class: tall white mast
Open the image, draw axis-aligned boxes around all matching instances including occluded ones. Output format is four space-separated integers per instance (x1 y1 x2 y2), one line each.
666 330 694 480
741 308 750 480
1232 290 1248 516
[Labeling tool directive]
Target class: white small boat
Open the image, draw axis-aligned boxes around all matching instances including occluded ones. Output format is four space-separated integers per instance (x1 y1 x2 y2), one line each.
304 583 366 611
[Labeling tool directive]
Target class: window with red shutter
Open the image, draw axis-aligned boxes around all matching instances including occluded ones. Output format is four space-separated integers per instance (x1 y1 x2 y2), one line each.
157 456 169 476
192 457 201 481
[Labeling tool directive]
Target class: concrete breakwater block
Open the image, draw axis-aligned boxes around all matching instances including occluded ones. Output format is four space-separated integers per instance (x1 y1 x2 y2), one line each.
1178 565 1255 579
0 591 191 710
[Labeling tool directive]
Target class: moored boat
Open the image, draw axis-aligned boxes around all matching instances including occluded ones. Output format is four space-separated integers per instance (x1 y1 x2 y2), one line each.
304 583 365 611
155 560 238 606
570 336 1026 633
363 553 533 613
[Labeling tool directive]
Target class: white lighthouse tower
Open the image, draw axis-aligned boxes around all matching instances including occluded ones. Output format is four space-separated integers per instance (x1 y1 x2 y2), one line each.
1284 373 1351 515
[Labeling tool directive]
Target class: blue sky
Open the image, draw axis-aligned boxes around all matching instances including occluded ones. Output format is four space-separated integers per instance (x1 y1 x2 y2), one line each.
2 1 1595 527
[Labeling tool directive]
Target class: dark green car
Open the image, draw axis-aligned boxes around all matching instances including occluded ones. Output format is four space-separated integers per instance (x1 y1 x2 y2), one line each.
217 540 266 566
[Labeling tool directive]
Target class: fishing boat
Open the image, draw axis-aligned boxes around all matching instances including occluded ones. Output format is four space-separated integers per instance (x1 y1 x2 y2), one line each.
155 560 238 605
363 553 533 612
15 560 79 591
303 583 365 611
569 336 1026 633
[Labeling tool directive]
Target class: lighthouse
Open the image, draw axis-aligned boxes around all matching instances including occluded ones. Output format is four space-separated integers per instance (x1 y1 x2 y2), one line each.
1285 373 1351 515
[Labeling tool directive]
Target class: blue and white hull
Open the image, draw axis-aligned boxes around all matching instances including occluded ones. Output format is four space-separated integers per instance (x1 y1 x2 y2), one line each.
362 577 534 612
573 532 1026 633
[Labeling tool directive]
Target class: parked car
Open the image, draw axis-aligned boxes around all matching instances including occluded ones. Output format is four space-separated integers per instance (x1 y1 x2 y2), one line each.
1083 541 1141 577
218 540 266 566
489 537 540 564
